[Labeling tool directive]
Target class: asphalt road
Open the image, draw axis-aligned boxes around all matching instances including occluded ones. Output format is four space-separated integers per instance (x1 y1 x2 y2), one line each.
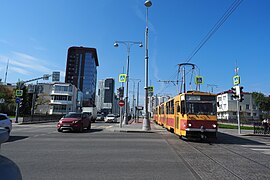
1 121 270 180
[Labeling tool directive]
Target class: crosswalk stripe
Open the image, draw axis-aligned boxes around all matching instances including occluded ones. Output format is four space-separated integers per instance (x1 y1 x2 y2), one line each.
241 144 270 155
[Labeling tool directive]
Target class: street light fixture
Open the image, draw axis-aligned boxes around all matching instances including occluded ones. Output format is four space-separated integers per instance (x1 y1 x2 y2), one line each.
143 0 152 131
114 41 143 125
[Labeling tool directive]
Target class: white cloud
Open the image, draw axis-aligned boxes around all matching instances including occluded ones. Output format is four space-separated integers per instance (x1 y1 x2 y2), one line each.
11 51 52 73
0 52 55 79
0 39 12 46
9 66 31 75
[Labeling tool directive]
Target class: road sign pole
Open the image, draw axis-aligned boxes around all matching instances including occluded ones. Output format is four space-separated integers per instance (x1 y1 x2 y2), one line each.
15 101 19 123
119 105 123 128
118 99 125 127
237 99 241 135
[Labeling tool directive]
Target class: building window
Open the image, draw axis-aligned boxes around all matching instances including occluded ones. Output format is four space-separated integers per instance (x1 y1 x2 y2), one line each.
246 104 249 110
240 106 242 111
223 104 227 110
233 112 237 115
253 113 257 116
223 96 226 101
219 104 222 109
218 97 222 102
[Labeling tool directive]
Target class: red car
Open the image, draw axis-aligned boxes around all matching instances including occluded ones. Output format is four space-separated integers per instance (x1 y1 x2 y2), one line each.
57 112 91 132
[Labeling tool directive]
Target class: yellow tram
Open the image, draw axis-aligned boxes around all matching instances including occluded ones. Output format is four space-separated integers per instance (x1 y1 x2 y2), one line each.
153 91 217 139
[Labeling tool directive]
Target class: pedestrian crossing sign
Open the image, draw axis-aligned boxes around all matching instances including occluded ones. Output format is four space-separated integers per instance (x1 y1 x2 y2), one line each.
195 76 203 84
119 74 127 83
16 90 23 97
233 75 240 85
148 86 154 93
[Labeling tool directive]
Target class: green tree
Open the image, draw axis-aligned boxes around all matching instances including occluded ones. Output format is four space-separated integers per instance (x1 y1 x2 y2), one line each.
18 86 32 115
34 93 50 108
0 85 16 115
252 92 270 114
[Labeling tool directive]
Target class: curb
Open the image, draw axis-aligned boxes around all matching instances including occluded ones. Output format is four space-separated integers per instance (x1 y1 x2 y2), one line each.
113 129 154 133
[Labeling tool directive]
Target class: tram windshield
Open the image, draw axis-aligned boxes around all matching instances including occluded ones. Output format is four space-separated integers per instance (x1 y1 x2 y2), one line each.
184 95 217 115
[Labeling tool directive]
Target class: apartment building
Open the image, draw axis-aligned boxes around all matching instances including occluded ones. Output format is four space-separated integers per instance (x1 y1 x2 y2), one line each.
217 90 260 122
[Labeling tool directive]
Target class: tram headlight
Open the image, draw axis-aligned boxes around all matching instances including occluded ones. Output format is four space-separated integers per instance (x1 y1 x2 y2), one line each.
188 123 192 127
212 124 217 128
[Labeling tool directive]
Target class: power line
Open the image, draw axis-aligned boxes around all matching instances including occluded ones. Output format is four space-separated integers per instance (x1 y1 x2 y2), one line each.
186 0 243 62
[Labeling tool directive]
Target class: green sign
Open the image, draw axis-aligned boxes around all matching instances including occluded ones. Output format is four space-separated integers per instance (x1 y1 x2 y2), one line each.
119 74 127 83
16 90 23 97
233 75 240 85
148 86 154 93
195 76 203 84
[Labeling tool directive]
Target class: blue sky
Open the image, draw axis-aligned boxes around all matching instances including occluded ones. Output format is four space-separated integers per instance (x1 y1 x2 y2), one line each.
0 0 270 102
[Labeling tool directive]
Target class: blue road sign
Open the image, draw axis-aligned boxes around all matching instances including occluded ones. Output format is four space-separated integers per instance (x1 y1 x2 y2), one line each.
16 97 21 104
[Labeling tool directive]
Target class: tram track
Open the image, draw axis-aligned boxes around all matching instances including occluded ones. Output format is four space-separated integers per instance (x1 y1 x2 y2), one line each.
182 140 244 180
214 142 270 170
160 132 203 180
159 130 270 180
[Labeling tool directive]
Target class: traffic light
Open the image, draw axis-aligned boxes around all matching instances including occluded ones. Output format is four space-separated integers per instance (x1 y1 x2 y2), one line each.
231 86 238 99
239 86 244 102
117 87 124 98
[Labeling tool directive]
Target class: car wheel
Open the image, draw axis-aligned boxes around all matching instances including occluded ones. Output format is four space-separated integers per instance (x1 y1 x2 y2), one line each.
57 129 62 132
87 123 91 130
79 125 83 133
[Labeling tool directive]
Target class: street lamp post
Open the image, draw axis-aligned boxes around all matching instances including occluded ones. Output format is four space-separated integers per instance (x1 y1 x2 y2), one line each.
114 41 143 125
137 80 141 122
143 0 152 131
130 78 140 121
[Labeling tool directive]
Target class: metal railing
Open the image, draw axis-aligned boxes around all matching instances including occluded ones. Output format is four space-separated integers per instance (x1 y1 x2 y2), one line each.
253 122 270 134
22 114 63 123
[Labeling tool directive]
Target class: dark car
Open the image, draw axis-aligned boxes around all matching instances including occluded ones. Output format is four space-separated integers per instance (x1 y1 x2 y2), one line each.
57 112 91 132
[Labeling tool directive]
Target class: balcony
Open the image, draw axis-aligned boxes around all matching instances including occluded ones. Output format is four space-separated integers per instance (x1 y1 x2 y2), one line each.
50 90 73 96
50 100 73 105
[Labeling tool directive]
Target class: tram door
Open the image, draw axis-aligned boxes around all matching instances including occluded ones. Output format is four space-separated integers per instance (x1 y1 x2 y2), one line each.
175 101 180 135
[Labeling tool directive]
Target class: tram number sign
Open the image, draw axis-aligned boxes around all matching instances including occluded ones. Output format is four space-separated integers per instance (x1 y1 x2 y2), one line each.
118 100 125 107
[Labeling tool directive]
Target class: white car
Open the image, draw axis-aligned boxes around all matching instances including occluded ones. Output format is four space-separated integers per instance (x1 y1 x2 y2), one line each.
0 113 12 133
104 114 117 123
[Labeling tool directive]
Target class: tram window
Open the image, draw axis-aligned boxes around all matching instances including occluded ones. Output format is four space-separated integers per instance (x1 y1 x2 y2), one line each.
186 102 216 115
181 101 186 114
177 104 180 113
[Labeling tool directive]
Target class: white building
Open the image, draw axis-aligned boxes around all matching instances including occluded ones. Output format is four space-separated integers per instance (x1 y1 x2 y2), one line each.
217 90 260 122
33 83 79 115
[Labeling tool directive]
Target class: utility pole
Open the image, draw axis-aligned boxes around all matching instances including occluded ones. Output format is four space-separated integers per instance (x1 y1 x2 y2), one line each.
232 64 244 135
4 59 9 84
207 84 218 93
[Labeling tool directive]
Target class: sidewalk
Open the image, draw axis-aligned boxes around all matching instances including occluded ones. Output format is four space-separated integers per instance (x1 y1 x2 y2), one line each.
113 118 270 137
10 117 23 124
112 118 164 133
219 128 270 137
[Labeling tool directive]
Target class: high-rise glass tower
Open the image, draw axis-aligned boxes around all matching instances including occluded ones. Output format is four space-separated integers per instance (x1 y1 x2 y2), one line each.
65 46 99 107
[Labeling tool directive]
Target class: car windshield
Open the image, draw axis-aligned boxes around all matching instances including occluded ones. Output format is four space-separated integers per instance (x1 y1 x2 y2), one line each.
64 113 81 118
107 114 114 117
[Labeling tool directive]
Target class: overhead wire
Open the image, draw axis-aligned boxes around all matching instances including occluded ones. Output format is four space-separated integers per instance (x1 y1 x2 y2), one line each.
157 0 243 95
186 0 243 63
